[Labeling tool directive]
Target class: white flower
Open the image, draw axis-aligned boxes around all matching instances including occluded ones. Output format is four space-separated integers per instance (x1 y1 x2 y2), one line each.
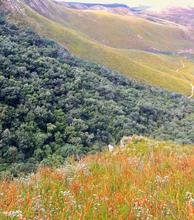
185 191 192 200
61 191 77 206
3 210 23 218
155 175 169 185
108 144 114 152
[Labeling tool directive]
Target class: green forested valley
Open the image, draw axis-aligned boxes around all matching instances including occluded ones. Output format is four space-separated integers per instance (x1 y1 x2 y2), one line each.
0 13 194 175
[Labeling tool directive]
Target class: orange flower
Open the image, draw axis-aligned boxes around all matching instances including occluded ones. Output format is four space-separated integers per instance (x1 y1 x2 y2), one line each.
27 191 31 206
187 199 194 218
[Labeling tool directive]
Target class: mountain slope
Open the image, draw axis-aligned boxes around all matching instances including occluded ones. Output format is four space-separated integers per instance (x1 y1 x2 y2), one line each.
0 14 194 173
147 7 194 27
4 0 194 95
23 0 194 51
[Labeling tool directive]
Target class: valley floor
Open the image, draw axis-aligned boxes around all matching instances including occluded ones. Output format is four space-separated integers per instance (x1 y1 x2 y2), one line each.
0 137 193 219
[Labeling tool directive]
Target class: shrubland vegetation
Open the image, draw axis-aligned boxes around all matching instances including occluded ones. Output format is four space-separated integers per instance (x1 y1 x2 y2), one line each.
0 13 194 175
0 137 193 219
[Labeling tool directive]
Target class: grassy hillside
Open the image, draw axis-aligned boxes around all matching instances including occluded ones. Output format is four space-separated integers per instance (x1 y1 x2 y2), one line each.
0 14 194 175
8 0 194 95
23 0 194 51
0 137 193 219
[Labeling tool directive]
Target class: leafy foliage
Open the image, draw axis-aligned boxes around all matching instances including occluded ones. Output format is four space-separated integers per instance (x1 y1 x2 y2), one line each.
0 15 194 174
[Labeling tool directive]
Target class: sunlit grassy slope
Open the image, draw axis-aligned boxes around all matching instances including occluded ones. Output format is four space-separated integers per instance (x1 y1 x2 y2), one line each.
13 0 194 95
0 137 193 219
23 0 194 51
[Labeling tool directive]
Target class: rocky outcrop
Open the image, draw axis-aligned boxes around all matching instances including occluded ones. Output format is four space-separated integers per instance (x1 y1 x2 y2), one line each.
23 0 50 15
0 0 25 15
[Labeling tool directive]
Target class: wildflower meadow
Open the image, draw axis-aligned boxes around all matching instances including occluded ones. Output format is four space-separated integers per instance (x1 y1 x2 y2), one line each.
0 137 193 219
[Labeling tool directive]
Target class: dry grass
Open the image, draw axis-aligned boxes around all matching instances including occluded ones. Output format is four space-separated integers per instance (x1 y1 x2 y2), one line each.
0 137 193 219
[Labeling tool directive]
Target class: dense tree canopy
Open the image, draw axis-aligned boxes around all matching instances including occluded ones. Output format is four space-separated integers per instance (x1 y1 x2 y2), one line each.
0 13 194 174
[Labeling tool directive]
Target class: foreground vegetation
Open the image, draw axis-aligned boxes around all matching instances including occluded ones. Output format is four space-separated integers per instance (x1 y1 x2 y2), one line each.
0 137 193 219
0 13 194 174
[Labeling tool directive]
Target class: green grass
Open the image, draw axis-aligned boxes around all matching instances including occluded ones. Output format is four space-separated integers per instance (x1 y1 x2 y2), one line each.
11 0 194 95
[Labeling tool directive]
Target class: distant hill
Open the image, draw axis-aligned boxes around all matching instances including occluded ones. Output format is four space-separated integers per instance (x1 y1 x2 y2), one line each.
63 2 130 9
54 1 134 15
147 7 194 27
58 2 148 15
62 2 149 14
